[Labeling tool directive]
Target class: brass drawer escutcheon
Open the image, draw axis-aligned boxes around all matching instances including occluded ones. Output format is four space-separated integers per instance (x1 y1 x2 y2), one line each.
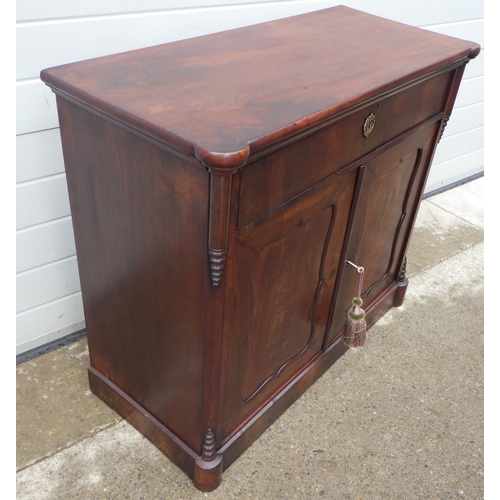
363 112 376 137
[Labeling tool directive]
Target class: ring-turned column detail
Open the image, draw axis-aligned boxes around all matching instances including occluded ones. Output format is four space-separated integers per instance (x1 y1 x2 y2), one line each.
208 248 227 287
201 427 217 460
398 256 408 283
208 172 233 287
394 256 409 307
438 115 450 142
194 428 223 492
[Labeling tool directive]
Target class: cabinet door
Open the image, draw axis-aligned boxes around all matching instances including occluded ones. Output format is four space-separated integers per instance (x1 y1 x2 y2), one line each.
326 121 441 345
220 167 358 437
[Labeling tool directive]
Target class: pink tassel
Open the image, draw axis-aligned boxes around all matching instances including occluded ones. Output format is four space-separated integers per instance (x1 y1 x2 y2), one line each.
343 261 367 348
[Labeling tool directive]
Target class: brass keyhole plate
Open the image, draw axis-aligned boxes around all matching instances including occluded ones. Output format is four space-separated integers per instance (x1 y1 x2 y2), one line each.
363 113 376 137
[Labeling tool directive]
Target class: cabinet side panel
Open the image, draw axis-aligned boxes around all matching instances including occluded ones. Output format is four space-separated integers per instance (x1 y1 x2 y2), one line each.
56 97 208 453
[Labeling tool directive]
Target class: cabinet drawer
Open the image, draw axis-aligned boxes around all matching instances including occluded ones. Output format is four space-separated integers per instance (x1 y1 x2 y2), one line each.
238 70 451 228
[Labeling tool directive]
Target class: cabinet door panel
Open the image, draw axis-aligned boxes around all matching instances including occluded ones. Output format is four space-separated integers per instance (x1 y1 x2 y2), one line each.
326 122 440 344
220 168 357 439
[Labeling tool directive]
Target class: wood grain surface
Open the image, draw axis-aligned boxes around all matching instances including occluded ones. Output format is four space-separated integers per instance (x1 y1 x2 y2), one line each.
40 6 479 169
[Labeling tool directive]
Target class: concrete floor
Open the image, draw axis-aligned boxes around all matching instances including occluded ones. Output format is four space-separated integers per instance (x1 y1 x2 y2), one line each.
16 178 484 500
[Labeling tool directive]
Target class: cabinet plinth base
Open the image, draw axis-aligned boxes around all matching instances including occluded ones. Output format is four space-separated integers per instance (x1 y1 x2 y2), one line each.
87 366 198 480
87 281 404 490
87 338 348 490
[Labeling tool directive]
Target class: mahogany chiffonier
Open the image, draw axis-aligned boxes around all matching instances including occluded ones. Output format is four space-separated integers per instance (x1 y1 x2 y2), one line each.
40 6 480 491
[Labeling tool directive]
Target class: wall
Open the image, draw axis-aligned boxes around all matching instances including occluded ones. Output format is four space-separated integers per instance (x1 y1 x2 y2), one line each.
16 0 484 354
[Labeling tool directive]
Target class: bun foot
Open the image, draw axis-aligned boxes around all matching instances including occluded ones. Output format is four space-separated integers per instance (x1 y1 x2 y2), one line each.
193 455 223 492
393 277 409 307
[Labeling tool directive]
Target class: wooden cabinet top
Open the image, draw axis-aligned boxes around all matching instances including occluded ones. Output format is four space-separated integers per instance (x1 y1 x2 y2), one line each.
40 6 479 170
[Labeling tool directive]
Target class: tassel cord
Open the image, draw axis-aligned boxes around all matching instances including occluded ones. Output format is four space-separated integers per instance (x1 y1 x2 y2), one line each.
356 267 364 300
346 260 365 300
